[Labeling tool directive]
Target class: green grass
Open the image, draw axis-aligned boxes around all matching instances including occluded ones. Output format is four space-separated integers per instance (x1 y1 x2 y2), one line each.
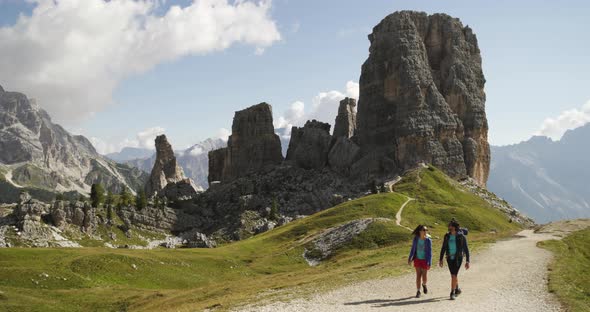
0 166 522 311
539 228 590 312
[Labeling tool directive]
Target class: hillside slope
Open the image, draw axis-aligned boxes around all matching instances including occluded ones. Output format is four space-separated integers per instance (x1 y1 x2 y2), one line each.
0 166 524 311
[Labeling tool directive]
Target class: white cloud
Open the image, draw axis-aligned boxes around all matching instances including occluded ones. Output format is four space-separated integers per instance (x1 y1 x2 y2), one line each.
0 0 281 124
215 127 231 142
90 126 165 154
188 146 205 156
136 126 166 149
274 81 359 134
535 100 590 140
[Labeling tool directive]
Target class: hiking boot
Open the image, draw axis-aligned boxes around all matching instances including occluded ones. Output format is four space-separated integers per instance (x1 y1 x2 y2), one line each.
455 287 462 296
416 291 421 298
422 284 428 294
450 291 456 300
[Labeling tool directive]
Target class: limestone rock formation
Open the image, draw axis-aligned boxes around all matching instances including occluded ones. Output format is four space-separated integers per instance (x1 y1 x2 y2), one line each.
50 200 97 232
328 136 360 174
286 120 332 170
208 103 283 183
145 135 198 199
333 97 357 138
355 11 490 186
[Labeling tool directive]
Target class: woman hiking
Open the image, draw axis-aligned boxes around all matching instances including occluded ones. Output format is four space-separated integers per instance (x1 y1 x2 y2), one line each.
408 225 432 298
439 219 470 300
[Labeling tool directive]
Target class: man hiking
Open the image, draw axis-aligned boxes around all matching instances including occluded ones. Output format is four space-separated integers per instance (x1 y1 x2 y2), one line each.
439 219 470 300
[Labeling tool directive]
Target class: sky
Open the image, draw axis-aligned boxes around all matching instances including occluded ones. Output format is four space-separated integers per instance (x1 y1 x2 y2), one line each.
0 0 589 154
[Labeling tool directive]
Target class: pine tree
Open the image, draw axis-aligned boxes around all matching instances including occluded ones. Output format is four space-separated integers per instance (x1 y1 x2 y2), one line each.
119 188 133 208
136 190 147 210
90 183 105 208
269 198 279 221
105 191 114 222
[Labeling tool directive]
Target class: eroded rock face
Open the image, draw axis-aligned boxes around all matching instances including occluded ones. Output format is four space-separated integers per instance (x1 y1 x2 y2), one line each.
50 200 97 232
208 103 283 183
355 11 490 186
145 135 198 198
328 136 360 175
286 120 332 170
333 97 357 139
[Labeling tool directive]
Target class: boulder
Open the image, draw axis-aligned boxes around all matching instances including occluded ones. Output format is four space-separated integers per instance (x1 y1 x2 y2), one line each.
180 229 217 248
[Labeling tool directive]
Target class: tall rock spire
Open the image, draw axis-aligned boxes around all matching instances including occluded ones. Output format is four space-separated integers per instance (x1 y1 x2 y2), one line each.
355 11 490 186
208 103 283 183
146 134 198 198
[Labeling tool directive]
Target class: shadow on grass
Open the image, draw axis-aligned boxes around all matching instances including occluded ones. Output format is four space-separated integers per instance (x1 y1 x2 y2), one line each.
345 296 447 307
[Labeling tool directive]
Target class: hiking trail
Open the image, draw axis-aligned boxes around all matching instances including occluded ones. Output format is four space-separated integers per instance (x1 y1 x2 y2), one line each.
237 230 562 312
395 196 414 231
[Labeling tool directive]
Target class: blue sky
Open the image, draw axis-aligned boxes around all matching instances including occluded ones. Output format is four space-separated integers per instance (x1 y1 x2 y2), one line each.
1 0 589 153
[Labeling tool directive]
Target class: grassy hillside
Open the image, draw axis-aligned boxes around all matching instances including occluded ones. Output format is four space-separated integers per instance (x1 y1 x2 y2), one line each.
0 166 522 311
539 227 590 312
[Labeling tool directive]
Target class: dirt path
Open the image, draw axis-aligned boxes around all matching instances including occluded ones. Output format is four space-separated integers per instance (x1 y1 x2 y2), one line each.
4 170 23 188
395 197 414 231
237 230 562 312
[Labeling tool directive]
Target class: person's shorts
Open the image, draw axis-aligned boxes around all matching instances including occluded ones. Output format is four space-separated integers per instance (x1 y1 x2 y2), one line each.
413 259 430 270
447 256 463 275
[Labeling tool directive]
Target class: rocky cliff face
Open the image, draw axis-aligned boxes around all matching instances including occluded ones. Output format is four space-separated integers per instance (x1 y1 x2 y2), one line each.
333 98 357 139
286 120 332 170
355 11 490 186
208 103 283 183
145 135 198 199
0 85 147 200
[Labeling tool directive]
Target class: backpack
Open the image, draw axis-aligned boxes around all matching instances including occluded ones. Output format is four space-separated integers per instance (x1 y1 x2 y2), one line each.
459 228 469 236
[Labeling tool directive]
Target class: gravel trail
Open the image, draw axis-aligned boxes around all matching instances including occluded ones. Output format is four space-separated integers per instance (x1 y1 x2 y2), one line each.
395 197 414 231
238 230 562 312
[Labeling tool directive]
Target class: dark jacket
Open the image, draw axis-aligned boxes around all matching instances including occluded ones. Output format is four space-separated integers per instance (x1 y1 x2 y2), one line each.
408 236 432 267
439 232 470 263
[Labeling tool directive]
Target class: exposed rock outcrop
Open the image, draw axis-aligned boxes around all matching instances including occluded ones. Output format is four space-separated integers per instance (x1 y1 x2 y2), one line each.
145 135 198 199
303 218 391 265
355 11 490 186
286 120 332 170
208 103 283 183
333 97 357 138
50 200 97 232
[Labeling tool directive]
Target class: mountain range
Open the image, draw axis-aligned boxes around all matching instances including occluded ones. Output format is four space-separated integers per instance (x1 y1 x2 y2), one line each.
0 85 147 202
488 124 590 223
